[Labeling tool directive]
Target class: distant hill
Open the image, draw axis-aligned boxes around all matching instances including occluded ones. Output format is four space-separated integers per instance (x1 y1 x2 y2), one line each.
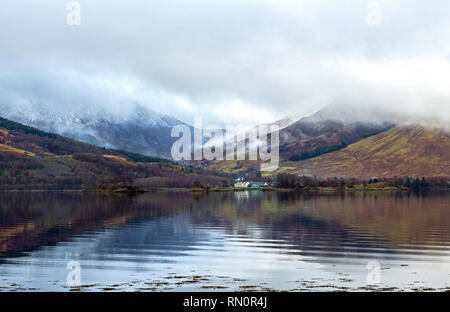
195 103 396 176
199 120 450 179
0 102 189 159
279 119 394 162
277 102 404 161
284 125 450 179
0 117 229 190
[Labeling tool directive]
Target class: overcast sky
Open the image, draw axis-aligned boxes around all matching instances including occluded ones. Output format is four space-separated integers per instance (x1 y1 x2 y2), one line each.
1 0 450 127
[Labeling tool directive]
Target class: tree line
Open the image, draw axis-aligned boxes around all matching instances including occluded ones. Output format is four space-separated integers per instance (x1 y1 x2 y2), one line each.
288 142 348 161
276 173 450 190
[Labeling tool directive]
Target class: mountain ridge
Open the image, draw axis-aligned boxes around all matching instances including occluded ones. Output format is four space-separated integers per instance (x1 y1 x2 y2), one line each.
283 125 450 179
0 101 188 158
0 116 229 190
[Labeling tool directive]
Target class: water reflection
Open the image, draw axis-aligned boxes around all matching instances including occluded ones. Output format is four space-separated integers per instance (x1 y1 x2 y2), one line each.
0 190 449 291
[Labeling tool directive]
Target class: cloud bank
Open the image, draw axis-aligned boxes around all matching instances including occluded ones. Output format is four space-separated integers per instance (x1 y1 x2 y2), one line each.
0 0 450 127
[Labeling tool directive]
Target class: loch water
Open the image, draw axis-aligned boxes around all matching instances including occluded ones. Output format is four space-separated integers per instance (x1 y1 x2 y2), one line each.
0 190 449 291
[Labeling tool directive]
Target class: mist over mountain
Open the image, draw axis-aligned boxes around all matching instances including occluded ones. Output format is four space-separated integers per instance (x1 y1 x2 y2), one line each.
0 97 188 158
3 1 450 128
276 104 396 161
284 125 450 179
0 63 194 158
1 1 450 164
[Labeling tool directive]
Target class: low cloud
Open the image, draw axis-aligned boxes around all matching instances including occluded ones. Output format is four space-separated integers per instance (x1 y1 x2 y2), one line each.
0 0 449 127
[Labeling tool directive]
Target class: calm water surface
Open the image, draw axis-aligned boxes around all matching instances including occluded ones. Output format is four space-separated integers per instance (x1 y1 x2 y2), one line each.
0 190 449 291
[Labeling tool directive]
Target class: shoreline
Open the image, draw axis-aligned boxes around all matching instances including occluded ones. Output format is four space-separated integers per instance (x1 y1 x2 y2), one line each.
0 187 449 193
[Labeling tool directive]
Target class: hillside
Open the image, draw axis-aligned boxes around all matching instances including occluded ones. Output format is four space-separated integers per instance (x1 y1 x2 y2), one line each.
278 103 398 161
1 102 189 158
284 125 450 179
279 119 393 161
0 117 229 190
196 104 395 176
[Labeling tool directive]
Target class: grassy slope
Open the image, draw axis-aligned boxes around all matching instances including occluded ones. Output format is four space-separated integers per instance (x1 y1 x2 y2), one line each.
196 120 394 177
283 125 450 179
0 117 229 189
278 120 393 161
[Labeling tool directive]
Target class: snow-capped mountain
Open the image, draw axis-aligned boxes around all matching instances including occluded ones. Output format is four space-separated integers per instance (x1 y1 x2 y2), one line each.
0 100 188 159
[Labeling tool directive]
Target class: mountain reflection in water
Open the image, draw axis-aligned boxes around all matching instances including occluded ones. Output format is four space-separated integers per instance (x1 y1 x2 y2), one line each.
0 190 449 291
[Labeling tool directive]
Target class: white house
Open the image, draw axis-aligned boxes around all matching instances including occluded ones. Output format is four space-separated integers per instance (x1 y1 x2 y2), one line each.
234 181 250 188
234 181 269 188
248 182 268 188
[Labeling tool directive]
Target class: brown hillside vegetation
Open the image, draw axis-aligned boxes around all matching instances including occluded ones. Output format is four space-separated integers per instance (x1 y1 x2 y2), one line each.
284 125 450 179
0 117 229 190
279 117 393 161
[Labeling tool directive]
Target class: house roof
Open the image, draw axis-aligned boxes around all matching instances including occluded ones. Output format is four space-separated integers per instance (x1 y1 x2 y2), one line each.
249 182 267 186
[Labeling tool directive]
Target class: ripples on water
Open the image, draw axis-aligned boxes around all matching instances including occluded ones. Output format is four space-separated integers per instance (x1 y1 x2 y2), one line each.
0 190 449 291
